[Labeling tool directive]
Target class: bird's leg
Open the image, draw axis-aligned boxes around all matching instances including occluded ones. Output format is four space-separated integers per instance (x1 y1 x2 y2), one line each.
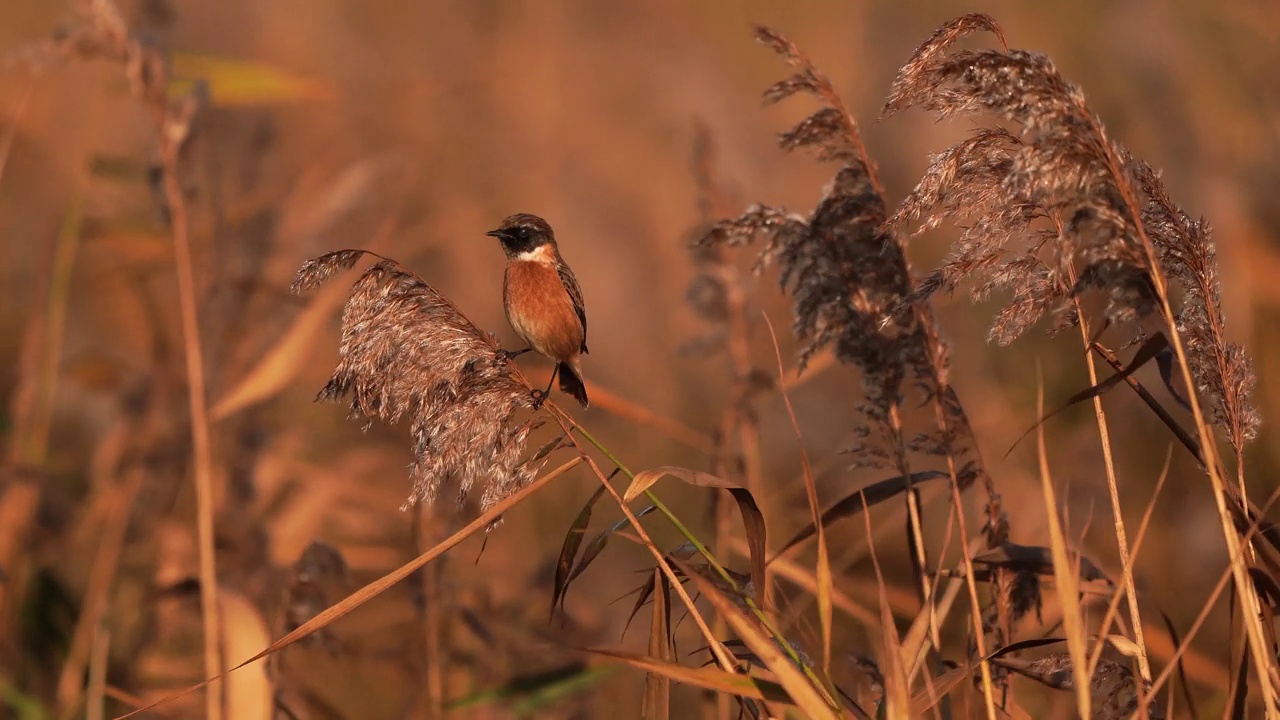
496 347 531 362
531 365 559 409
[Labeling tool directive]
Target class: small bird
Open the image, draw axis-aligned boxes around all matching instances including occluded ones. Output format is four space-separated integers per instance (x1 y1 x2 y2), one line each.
485 213 589 408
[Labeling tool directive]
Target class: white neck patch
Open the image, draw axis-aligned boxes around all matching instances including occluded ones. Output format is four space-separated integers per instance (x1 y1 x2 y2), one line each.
514 244 557 264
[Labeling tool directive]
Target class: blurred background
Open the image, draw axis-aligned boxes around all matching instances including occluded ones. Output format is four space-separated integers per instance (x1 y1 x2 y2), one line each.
1 0 1278 717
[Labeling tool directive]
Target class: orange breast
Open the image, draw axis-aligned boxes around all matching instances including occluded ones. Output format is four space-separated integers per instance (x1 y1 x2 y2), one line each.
504 261 584 362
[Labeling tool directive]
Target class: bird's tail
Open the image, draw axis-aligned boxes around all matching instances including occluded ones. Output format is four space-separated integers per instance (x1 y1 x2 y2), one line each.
557 361 589 408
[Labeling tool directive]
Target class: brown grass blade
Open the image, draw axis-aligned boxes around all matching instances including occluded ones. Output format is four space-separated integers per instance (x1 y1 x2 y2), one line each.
670 557 841 719
902 544 974 682
1159 611 1201 720
580 647 793 704
552 484 608 618
1005 333 1169 459
624 466 767 609
764 315 833 675
971 542 1110 584
111 456 583 720
87 628 109 720
563 505 659 601
1092 342 1203 464
643 568 672 720
1034 362 1092 717
1230 638 1250 720
859 499 909 720
909 637 1068 715
772 470 949 558
622 571 658 641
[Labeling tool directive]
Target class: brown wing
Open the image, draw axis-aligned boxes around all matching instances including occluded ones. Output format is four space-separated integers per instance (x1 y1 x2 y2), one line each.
556 261 588 354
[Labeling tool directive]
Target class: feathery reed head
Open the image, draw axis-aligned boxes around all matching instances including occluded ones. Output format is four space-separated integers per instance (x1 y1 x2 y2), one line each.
886 13 1258 447
699 26 992 485
885 14 1155 343
294 250 541 514
701 28 925 417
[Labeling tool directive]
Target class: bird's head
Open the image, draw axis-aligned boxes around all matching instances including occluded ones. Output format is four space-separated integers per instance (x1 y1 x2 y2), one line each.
486 213 556 259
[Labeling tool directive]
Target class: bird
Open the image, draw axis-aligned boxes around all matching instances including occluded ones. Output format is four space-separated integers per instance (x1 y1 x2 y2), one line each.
485 213 589 408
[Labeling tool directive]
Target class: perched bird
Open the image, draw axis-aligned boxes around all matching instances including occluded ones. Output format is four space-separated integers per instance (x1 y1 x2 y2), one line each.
485 213 589 408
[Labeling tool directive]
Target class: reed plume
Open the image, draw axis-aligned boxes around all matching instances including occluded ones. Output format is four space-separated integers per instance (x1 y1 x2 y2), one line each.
884 14 1258 451
702 29 931 470
293 250 542 514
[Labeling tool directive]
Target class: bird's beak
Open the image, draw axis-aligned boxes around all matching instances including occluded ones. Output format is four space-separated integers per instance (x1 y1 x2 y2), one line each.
485 229 506 239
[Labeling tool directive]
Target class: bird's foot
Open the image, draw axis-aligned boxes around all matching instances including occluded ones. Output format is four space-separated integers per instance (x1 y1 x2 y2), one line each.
496 347 531 362
530 389 548 409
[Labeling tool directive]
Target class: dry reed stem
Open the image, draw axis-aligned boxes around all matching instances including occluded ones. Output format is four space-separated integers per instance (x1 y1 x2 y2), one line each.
1035 365 1092 717
538 400 738 673
764 317 833 676
1070 289 1151 684
935 409 998 718
902 542 972 682
155 101 224 720
861 499 909 718
30 2 228 713
1086 448 1172 688
579 455 737 673
415 506 445 719
87 628 110 720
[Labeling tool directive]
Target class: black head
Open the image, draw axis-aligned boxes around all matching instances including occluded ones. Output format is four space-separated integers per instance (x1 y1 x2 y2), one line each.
485 213 556 258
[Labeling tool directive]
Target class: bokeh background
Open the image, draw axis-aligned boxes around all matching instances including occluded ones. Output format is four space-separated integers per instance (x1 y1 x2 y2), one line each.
2 0 1278 717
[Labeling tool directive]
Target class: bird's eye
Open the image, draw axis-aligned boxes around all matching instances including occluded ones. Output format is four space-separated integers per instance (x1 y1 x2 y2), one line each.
516 227 529 239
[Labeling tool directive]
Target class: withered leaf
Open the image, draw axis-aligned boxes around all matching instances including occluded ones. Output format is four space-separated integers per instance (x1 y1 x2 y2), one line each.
1005 333 1169 458
551 483 607 619
774 470 949 558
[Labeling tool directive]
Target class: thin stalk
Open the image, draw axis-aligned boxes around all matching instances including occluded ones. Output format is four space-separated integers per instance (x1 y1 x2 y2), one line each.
1070 288 1151 684
941 449 998 720
890 402 938 655
416 506 445 719
1035 363 1092 718
709 492 731 720
157 130 222 720
1087 448 1172 681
